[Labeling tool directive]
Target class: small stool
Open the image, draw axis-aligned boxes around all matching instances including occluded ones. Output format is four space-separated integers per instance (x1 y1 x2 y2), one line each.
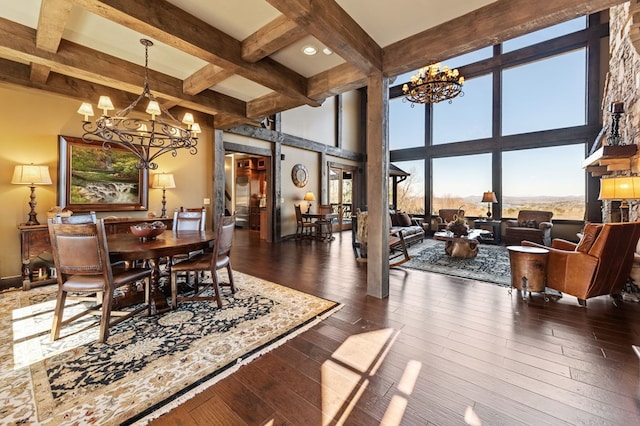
507 245 549 301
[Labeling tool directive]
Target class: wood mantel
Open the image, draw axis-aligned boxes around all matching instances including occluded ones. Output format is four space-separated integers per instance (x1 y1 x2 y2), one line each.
582 145 637 176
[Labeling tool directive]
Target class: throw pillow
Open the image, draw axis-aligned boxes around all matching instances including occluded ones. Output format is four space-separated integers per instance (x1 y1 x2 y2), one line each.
398 212 413 227
576 223 602 253
518 219 538 228
390 213 401 227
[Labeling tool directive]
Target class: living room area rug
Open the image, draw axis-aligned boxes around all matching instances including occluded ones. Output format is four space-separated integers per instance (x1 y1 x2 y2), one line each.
403 238 511 286
0 271 341 425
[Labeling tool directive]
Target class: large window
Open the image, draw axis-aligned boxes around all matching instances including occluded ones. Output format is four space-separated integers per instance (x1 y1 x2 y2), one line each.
389 14 599 224
432 154 492 216
392 160 425 214
502 49 586 135
433 74 493 144
389 97 425 150
502 145 585 220
502 17 587 53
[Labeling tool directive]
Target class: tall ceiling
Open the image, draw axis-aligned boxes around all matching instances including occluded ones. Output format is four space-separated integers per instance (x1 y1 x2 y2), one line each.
0 0 627 129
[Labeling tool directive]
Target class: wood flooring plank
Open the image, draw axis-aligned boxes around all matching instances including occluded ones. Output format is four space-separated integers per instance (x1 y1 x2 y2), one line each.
150 231 640 425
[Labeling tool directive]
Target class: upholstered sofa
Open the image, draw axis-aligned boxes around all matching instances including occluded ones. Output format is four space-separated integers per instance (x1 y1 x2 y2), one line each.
389 211 425 246
505 210 553 246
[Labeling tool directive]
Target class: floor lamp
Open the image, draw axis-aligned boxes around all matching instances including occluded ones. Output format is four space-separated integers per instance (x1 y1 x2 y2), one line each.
152 173 176 218
12 164 52 226
599 176 640 222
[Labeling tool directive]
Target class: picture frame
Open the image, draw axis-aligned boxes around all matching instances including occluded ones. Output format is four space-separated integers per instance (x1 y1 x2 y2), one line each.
57 135 148 212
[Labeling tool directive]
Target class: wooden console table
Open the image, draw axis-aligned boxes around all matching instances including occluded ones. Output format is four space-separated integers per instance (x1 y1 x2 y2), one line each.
18 217 172 290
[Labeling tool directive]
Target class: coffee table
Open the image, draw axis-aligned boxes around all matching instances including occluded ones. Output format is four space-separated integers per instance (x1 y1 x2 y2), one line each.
433 229 492 258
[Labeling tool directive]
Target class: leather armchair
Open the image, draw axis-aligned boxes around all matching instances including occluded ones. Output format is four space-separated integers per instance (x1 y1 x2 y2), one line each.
523 222 640 306
433 209 465 232
505 210 553 246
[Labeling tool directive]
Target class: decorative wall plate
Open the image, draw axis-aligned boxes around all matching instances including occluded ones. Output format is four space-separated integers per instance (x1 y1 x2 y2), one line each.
291 164 308 188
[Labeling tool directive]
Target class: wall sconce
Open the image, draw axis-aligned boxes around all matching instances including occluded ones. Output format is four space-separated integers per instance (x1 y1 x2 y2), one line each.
304 191 315 214
599 176 640 222
151 173 176 218
481 191 498 218
12 164 52 226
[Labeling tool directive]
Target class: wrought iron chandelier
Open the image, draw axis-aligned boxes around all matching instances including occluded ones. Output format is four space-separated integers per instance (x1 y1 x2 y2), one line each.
77 39 200 170
402 63 464 105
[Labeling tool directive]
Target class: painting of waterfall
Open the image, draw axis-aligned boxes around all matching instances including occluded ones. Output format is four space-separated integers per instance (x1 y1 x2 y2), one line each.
57 135 148 212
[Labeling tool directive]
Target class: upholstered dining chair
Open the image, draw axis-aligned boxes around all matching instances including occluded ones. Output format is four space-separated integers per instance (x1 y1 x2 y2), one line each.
47 218 151 343
170 214 237 309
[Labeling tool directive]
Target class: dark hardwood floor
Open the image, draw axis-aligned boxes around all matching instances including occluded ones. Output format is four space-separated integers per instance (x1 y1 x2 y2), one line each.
151 229 640 425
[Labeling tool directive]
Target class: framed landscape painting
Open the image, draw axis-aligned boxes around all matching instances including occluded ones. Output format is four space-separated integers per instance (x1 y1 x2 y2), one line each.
57 135 148 212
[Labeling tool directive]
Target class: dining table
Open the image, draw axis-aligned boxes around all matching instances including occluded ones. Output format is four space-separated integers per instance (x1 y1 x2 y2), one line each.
301 212 338 241
108 230 216 314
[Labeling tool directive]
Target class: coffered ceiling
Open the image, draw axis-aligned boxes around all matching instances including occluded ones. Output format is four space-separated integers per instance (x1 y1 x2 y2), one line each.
0 0 627 129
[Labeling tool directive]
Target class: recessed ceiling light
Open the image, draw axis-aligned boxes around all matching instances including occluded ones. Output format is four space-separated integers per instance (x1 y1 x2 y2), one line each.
302 45 318 56
322 47 333 55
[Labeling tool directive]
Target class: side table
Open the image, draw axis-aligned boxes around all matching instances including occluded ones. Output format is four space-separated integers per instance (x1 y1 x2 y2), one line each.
507 245 549 301
474 219 501 244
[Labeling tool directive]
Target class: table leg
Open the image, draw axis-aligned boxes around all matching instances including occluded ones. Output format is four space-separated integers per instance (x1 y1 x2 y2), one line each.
148 258 170 315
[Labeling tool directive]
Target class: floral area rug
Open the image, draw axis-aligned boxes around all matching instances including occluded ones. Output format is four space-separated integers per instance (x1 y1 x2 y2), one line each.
403 238 511 286
0 271 341 425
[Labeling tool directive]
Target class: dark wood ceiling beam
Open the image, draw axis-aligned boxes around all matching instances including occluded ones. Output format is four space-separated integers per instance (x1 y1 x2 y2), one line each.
247 62 366 119
0 19 247 118
242 15 306 63
384 0 627 77
77 0 321 107
183 64 234 96
36 0 73 52
267 0 382 75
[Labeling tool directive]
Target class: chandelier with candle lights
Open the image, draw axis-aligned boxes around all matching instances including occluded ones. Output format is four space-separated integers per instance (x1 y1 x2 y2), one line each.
402 63 464 105
77 39 200 170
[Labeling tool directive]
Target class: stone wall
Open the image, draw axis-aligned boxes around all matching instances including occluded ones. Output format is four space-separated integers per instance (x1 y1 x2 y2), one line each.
604 2 640 221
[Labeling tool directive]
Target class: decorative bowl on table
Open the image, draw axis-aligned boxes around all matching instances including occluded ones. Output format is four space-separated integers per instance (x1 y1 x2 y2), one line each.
130 221 167 240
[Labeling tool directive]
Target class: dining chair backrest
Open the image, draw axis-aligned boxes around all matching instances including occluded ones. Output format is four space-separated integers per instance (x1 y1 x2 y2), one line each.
48 218 110 282
294 204 303 223
173 207 206 231
212 214 236 265
55 211 97 224
318 205 332 214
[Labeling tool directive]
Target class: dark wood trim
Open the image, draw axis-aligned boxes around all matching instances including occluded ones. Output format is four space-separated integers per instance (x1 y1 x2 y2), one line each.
335 94 343 149
226 125 365 162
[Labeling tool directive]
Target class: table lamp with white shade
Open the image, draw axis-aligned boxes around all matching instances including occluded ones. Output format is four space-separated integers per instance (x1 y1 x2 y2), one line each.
151 173 176 218
599 176 640 222
12 164 52 226
304 191 315 214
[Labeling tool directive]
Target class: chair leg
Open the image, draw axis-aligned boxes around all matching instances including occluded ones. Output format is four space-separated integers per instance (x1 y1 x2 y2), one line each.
144 276 151 315
211 270 223 308
226 262 236 293
98 289 115 343
50 289 67 341
171 270 179 309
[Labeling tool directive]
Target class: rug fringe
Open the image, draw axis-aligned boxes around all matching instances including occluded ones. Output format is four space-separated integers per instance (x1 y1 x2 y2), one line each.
133 303 344 425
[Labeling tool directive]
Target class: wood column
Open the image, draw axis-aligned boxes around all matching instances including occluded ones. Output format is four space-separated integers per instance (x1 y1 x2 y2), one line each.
212 129 225 229
366 72 389 298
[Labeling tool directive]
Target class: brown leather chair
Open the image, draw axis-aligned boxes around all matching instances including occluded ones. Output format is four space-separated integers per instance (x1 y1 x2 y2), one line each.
523 222 640 306
171 214 237 309
434 209 464 232
48 218 151 342
505 210 553 246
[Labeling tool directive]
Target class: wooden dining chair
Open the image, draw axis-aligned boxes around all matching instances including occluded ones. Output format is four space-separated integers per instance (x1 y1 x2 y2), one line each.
170 214 237 309
170 207 207 270
295 204 315 240
47 218 151 343
315 204 334 241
